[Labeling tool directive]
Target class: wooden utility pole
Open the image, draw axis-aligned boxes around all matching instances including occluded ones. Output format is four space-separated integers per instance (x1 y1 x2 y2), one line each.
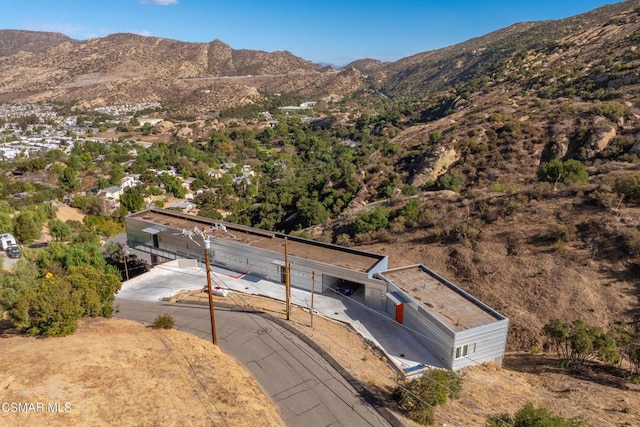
285 237 291 320
123 249 129 281
310 271 315 328
204 239 218 345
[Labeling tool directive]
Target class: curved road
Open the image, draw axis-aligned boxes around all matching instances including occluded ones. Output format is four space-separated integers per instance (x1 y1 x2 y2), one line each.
115 299 391 427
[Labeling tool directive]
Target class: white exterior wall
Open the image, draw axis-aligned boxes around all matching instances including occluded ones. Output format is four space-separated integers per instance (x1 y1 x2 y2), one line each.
379 273 508 370
451 319 509 370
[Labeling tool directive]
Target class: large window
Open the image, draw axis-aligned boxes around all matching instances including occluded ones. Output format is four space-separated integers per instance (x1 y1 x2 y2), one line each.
455 344 468 359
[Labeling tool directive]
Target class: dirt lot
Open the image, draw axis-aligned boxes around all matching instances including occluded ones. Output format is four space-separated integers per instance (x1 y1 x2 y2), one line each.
0 317 284 427
54 205 86 223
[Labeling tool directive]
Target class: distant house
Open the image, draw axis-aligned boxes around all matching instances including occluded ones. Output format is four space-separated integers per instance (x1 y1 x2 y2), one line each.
98 186 124 202
120 175 140 189
138 118 163 126
207 168 225 179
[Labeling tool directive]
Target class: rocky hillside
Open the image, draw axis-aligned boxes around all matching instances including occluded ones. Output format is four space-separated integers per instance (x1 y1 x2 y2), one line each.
325 0 640 350
0 31 331 110
1 2 638 114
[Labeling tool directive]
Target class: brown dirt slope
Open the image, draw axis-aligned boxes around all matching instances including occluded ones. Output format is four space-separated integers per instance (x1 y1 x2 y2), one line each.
0 317 284 427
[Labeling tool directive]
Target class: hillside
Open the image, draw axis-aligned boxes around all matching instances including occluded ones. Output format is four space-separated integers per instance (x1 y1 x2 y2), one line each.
1 2 639 114
0 31 331 111
0 317 284 426
1 0 640 374
315 0 640 350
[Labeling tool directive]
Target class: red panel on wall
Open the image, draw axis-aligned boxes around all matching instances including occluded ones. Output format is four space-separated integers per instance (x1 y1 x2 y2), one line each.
395 303 404 324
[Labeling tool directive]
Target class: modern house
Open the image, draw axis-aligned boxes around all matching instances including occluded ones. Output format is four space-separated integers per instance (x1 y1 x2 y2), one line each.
125 208 508 371
377 265 508 370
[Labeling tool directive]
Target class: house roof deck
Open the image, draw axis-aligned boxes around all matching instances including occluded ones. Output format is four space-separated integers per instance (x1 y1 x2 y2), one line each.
128 208 386 273
379 265 504 332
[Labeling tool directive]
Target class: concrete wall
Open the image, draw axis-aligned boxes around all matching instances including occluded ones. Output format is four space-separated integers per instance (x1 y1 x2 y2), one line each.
126 215 382 294
385 282 457 369
378 274 508 370
451 319 509 370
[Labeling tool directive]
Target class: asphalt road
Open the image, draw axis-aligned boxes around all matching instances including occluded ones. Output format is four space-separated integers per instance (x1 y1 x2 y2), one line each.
115 299 391 427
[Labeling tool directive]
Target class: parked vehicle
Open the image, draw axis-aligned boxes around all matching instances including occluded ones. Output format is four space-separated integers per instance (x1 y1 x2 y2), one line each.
6 245 21 259
0 233 17 251
335 280 359 296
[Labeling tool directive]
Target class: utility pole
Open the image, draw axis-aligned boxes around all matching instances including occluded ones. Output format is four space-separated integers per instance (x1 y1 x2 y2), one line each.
123 248 130 281
310 271 315 328
285 237 290 321
204 239 218 346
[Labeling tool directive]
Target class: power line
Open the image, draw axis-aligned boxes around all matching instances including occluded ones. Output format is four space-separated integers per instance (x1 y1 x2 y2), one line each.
142 261 600 425
149 263 512 426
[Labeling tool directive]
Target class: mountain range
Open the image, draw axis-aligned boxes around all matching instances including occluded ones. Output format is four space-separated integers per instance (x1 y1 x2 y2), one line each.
0 0 637 113
2 1 640 351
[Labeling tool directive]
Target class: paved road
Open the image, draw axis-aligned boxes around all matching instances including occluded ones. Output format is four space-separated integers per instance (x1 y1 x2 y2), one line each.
115 299 391 427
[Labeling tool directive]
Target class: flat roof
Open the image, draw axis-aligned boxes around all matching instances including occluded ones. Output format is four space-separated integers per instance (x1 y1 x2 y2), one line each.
379 265 503 332
127 208 386 273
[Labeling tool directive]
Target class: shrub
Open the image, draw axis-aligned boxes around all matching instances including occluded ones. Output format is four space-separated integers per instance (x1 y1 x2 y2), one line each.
401 185 419 196
153 314 175 329
614 173 640 203
537 159 588 185
437 171 466 192
11 265 122 336
392 369 463 425
542 319 619 368
487 402 585 427
591 101 626 122
353 206 389 235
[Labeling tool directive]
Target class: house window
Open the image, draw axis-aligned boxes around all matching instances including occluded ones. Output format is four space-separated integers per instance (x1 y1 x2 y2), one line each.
455 344 468 359
280 266 286 284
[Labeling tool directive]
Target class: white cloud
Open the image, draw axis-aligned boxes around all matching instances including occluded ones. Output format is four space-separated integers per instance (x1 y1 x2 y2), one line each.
140 0 178 5
134 30 153 37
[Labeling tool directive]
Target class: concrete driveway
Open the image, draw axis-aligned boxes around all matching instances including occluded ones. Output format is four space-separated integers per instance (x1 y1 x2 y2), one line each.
117 259 445 373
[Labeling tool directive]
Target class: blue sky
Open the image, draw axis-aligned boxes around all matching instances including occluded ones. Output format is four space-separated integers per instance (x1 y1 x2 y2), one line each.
1 0 619 65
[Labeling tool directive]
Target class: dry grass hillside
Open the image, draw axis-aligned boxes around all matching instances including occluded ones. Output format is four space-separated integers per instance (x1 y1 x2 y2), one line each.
0 317 284 427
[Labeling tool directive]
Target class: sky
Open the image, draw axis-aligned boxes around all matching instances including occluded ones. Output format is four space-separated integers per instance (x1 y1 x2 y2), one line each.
0 0 620 65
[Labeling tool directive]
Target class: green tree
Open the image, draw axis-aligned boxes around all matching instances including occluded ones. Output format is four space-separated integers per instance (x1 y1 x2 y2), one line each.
120 187 145 212
399 199 421 222
437 170 466 192
296 196 330 228
614 173 640 203
542 319 619 367
48 219 72 242
13 211 41 244
58 166 79 192
11 264 121 336
0 212 13 234
12 277 84 336
109 163 125 186
537 159 588 185
354 206 389 235
0 258 40 311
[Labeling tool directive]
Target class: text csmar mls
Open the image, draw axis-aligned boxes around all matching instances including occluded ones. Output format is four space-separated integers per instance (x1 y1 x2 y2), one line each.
1 402 71 413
